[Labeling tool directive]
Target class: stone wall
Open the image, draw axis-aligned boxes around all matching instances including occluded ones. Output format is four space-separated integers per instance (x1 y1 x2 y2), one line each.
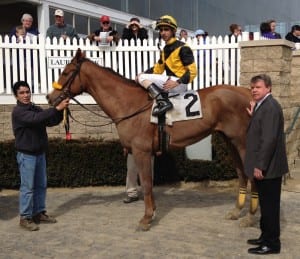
239 39 300 167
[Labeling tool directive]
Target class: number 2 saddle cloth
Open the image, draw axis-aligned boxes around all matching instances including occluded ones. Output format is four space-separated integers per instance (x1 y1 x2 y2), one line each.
150 90 203 125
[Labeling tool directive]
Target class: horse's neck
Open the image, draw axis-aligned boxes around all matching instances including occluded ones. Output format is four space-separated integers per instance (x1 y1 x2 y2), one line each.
82 64 147 118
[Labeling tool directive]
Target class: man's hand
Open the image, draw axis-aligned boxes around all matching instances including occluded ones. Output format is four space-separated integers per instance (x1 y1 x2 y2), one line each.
246 100 256 116
55 98 70 111
253 167 264 180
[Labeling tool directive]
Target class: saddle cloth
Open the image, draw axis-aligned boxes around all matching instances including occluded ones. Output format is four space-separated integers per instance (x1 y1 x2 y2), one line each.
150 90 202 125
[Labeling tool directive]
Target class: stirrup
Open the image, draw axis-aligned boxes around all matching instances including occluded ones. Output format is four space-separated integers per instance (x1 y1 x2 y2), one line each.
152 101 173 116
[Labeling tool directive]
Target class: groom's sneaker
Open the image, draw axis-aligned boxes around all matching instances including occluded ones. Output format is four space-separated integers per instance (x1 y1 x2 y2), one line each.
123 195 139 203
33 212 57 224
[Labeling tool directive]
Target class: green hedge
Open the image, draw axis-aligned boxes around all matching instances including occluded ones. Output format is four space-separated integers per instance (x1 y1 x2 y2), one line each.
0 133 236 189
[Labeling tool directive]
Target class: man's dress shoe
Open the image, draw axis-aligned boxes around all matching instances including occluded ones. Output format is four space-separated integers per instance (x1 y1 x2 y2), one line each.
247 237 264 245
248 245 280 255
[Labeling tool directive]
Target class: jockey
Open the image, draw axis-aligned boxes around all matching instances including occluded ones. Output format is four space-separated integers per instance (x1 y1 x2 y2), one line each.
137 15 197 116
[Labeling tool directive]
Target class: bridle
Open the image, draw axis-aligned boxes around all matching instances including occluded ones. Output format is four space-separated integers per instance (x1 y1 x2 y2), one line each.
52 57 153 126
51 58 86 107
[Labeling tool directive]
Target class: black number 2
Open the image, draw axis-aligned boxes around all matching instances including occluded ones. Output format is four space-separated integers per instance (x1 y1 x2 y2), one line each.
184 93 200 117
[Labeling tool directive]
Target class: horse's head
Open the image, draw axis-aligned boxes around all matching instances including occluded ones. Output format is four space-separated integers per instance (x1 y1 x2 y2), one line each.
47 49 87 106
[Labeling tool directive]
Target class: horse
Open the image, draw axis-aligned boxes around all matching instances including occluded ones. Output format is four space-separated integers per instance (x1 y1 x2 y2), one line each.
47 49 257 230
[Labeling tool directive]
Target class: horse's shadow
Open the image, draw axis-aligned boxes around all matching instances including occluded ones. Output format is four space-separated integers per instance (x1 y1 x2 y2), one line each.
51 186 239 228
0 186 238 226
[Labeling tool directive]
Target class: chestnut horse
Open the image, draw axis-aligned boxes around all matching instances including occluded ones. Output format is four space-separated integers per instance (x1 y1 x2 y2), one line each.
47 49 257 230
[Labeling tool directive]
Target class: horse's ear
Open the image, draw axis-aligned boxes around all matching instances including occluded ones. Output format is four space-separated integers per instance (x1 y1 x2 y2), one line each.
75 48 86 60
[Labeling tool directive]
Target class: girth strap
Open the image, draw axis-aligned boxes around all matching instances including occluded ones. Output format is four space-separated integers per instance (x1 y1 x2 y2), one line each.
157 113 169 154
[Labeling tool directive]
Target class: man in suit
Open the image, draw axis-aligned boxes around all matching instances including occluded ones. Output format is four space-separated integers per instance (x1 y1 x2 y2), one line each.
245 74 289 255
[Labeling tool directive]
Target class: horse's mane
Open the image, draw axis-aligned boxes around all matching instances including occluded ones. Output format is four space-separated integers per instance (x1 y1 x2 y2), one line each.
83 57 139 88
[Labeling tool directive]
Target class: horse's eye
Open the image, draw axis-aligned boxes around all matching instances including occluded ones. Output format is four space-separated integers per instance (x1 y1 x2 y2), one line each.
62 72 68 76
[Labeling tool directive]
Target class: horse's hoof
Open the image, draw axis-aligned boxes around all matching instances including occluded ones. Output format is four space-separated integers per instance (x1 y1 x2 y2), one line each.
137 216 153 231
225 208 240 220
239 213 256 227
137 222 151 231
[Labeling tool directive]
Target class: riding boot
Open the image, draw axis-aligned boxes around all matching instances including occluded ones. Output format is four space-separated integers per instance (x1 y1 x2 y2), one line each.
147 83 173 116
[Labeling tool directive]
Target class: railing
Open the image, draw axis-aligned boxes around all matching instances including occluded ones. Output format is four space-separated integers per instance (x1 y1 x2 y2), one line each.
0 34 251 104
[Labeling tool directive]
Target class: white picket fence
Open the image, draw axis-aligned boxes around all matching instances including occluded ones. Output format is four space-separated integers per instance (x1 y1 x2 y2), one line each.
0 33 254 104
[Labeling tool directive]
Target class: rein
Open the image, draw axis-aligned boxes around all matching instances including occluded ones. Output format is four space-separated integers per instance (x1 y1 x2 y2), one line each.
59 58 153 127
68 96 153 127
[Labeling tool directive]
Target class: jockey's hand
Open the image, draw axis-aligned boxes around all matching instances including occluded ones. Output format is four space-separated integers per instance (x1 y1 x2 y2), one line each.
163 78 179 91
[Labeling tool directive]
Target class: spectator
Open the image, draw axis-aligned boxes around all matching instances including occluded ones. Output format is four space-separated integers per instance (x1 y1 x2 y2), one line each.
228 23 242 42
260 22 277 39
10 13 39 40
15 25 26 43
87 15 119 45
267 19 281 39
194 29 206 42
46 9 79 41
178 29 188 42
11 80 69 231
121 17 148 44
285 25 300 43
194 29 211 86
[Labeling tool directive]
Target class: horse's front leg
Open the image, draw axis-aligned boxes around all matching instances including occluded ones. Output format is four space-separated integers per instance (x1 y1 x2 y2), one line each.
134 153 156 231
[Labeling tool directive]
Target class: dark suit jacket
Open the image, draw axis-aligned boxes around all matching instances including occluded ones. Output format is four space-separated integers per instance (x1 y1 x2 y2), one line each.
244 95 289 179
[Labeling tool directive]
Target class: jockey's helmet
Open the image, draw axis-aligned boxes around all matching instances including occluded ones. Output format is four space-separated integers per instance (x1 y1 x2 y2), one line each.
155 15 177 31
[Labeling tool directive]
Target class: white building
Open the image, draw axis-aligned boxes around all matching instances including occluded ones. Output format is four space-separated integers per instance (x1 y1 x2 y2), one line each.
1 0 300 38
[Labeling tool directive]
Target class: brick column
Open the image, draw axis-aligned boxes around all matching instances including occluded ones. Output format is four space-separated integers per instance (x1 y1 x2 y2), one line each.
239 39 300 168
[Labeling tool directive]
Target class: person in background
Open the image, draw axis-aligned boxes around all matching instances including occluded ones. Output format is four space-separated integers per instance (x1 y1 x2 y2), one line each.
136 15 197 116
87 15 119 45
260 22 277 39
121 17 148 44
10 13 39 40
267 19 281 39
11 81 69 231
194 29 206 42
285 25 300 43
123 153 154 203
121 17 149 203
194 28 210 86
228 23 242 42
15 25 26 43
178 29 188 42
245 74 288 255
46 9 79 41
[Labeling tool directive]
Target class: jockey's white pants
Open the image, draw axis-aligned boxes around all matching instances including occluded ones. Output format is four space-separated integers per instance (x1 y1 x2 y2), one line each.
137 73 187 94
125 153 154 198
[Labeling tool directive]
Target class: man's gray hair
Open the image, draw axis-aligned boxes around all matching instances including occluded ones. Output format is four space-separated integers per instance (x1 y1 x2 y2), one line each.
21 13 33 22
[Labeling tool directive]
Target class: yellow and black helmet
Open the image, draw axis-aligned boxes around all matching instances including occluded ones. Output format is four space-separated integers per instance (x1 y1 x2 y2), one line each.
155 15 177 30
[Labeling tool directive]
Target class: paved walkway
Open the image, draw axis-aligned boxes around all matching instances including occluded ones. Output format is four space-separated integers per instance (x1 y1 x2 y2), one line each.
0 171 299 259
